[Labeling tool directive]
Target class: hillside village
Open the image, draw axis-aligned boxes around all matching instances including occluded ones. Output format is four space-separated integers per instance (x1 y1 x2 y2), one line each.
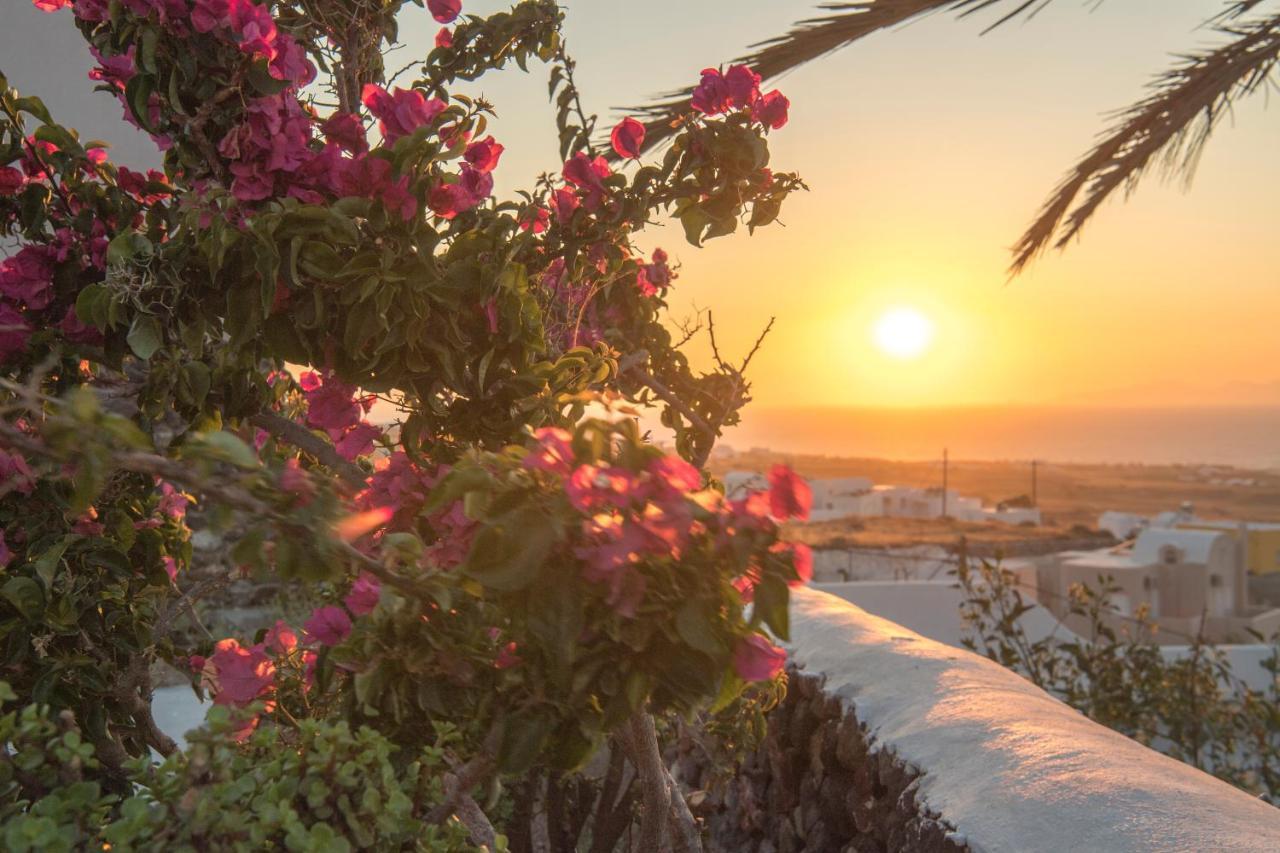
720 459 1280 649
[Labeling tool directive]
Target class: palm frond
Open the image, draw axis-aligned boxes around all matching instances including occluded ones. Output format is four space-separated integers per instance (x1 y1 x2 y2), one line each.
618 1 1066 154
1213 1 1273 23
1010 12 1280 274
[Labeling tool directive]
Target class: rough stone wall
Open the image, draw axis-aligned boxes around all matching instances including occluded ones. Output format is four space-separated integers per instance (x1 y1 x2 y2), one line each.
694 667 966 853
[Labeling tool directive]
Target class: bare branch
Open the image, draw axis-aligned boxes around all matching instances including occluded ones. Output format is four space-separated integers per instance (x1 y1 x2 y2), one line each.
249 412 367 490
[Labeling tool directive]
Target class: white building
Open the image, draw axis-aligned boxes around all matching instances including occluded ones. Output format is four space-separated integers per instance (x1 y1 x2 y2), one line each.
1098 510 1147 541
1026 528 1280 644
723 471 1041 525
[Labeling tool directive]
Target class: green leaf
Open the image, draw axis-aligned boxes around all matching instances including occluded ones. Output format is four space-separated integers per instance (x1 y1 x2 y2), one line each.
497 710 553 774
180 361 211 408
676 600 724 656
139 28 159 74
247 59 291 96
189 431 260 469
124 74 155 133
107 231 152 267
463 507 555 592
74 283 109 330
32 536 73 590
126 314 163 360
753 575 790 643
1 577 45 621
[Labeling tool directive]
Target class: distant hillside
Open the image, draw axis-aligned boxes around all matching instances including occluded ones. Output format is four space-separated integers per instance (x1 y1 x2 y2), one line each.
710 451 1280 529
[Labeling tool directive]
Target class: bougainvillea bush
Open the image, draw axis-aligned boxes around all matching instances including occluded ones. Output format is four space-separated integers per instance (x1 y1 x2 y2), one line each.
0 0 808 849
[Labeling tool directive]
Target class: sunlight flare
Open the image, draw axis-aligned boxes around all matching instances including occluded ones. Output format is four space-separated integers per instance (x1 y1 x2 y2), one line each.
873 306 934 360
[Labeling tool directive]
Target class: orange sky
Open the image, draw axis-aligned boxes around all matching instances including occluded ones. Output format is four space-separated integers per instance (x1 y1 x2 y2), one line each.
429 0 1280 409
8 1 1280 410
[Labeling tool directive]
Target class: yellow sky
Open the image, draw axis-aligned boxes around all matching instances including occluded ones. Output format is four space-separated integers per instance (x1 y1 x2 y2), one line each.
9 0 1280 410
435 0 1280 409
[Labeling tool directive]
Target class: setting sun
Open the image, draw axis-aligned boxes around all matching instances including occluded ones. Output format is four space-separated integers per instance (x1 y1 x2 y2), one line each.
873 307 934 360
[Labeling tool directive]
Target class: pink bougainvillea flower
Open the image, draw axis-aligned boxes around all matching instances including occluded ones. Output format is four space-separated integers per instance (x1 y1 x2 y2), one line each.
482 297 500 334
523 427 575 475
321 112 369 155
636 266 655 297
459 165 494 201
767 464 812 521
772 541 813 587
645 248 673 290
116 166 171 204
299 371 366 434
0 305 32 363
161 556 178 584
157 481 189 520
0 302 31 361
691 68 731 115
729 490 772 531
88 46 135 92
32 0 71 11
361 84 446 144
435 27 454 48
463 135 504 173
752 89 790 130
733 563 763 604
428 165 492 219
724 64 762 107
0 451 36 496
566 464 639 513
268 34 317 87
304 605 352 647
72 0 111 22
550 188 579 223
191 0 231 33
227 0 278 59
733 634 786 682
0 167 25 195
427 0 461 23
218 93 316 202
334 506 394 542
0 246 55 310
610 117 646 160
263 619 298 655
635 501 692 556
73 508 104 536
209 638 276 706
648 455 701 497
344 572 381 616
58 305 101 346
278 458 315 505
301 649 318 692
494 641 521 669
562 152 612 211
519 206 550 234
334 421 381 461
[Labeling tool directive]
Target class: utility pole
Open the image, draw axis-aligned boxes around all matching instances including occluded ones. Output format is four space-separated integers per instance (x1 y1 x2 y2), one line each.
1031 459 1038 507
942 447 949 518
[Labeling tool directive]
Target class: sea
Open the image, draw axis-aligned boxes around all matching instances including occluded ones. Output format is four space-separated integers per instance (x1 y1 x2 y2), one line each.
718 406 1280 469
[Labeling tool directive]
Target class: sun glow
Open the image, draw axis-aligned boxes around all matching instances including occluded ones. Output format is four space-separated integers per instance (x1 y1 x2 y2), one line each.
873 306 934 360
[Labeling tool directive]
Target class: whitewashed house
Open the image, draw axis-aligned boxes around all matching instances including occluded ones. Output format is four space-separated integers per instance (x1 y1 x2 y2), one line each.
1027 528 1280 644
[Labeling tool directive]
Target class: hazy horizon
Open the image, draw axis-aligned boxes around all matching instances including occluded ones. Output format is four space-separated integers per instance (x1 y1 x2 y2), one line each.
718 403 1280 468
